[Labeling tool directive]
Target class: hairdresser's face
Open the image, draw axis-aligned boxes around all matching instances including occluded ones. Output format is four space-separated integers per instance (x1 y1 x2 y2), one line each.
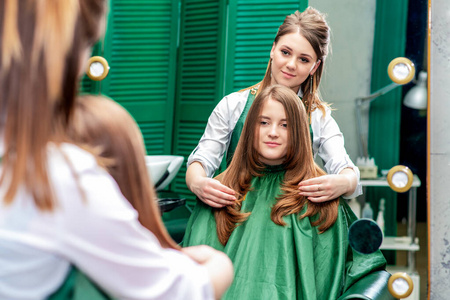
270 32 320 94
255 98 288 165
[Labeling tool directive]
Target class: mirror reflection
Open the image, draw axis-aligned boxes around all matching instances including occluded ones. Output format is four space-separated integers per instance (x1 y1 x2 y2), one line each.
80 0 429 298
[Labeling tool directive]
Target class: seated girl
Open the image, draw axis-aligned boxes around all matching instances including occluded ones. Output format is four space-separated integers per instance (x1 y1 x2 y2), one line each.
183 85 388 300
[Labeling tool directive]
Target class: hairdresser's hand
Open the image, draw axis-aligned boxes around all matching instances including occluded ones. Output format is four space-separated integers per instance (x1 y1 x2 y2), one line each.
182 245 234 300
186 162 236 208
193 177 236 208
298 169 357 202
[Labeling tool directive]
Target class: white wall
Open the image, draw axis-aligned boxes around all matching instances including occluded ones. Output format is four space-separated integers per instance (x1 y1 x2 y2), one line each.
309 0 376 162
429 0 450 297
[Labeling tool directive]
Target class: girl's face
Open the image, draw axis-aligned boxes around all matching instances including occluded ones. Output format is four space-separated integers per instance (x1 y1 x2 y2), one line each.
270 32 321 94
255 97 288 165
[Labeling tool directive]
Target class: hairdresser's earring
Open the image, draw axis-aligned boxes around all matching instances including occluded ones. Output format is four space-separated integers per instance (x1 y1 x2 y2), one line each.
310 75 314 94
270 59 273 78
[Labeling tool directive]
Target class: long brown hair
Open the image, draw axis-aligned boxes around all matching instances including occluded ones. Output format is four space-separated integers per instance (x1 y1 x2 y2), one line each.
245 7 331 118
215 85 339 245
0 0 107 209
67 95 179 249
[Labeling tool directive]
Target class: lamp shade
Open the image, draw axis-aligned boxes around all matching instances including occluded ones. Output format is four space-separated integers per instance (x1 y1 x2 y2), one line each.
403 71 427 110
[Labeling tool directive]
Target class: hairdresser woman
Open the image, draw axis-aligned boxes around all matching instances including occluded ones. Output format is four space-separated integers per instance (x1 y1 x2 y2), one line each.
0 0 232 299
186 7 361 208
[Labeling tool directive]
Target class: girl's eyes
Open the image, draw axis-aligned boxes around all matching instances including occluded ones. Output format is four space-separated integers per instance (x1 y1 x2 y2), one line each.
281 50 289 56
260 119 287 127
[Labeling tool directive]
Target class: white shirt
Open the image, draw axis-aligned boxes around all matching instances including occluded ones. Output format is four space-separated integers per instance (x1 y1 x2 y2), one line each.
188 89 362 199
0 143 214 300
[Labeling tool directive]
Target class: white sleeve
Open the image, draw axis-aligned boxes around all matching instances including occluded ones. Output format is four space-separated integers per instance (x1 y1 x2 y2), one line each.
51 145 214 300
187 91 248 177
311 107 362 199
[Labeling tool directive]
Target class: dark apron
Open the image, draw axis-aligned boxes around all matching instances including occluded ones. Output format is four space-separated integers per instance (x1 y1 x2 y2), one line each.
225 88 313 167
225 88 257 166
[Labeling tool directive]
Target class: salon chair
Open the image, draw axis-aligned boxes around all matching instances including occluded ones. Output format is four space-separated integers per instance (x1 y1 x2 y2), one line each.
158 191 191 244
338 270 395 300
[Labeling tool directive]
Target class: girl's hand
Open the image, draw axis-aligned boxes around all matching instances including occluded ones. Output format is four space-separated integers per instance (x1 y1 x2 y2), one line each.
298 169 357 202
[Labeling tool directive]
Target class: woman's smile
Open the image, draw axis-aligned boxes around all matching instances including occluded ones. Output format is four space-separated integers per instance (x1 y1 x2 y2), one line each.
281 70 296 79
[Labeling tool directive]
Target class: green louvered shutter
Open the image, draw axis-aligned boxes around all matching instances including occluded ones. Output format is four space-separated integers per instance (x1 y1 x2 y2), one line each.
101 0 179 155
224 0 308 94
171 0 228 202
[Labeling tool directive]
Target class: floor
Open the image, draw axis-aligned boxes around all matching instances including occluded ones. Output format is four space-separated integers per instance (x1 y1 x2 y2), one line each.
395 221 428 300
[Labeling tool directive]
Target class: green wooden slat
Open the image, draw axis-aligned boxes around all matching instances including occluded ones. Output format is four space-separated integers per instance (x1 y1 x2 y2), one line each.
139 122 166 155
101 0 178 155
121 102 167 122
172 121 209 201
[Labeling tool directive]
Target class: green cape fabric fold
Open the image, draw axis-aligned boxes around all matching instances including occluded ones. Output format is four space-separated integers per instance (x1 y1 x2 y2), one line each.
183 165 386 300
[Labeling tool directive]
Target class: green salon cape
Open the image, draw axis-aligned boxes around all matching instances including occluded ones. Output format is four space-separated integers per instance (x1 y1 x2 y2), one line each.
183 165 387 300
48 267 114 300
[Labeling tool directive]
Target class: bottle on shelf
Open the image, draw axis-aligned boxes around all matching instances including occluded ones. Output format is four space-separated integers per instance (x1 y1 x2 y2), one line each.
376 198 385 234
362 202 374 219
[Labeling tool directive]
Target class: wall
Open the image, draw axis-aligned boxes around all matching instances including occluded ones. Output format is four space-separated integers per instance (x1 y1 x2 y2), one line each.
429 0 450 297
309 0 376 162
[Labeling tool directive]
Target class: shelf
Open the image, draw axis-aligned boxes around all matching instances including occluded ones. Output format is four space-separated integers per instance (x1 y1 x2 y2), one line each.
360 174 421 188
380 236 420 251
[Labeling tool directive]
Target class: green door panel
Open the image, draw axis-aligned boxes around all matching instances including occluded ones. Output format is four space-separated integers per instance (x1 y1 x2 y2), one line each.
171 0 228 200
101 0 179 155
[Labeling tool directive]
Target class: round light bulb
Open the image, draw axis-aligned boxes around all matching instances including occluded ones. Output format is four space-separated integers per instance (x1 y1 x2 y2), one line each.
392 277 410 294
86 56 110 81
392 171 409 188
388 57 415 85
392 63 411 81
90 62 105 77
388 272 414 298
387 165 414 193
